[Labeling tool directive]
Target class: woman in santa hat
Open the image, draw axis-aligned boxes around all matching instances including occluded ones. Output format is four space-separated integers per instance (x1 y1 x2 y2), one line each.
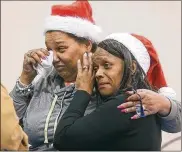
114 33 181 133
53 32 180 150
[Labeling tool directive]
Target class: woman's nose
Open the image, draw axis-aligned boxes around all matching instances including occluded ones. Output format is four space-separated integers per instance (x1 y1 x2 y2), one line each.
53 50 60 63
95 68 104 79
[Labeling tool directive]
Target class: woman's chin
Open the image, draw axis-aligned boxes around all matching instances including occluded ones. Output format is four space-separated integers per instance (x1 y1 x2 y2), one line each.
99 89 113 97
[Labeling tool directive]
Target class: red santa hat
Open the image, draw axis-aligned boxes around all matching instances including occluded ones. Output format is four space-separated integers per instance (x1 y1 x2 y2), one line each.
105 33 176 99
44 0 102 42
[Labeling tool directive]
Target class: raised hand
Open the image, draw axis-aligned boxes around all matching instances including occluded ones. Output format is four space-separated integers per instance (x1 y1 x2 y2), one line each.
76 52 95 95
20 48 50 85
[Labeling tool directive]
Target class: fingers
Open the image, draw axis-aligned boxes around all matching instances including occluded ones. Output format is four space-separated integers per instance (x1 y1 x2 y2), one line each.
131 114 140 120
36 50 48 60
30 52 42 64
120 106 136 113
77 59 82 74
82 52 93 73
131 111 150 120
117 101 138 109
126 92 146 101
88 53 93 73
25 48 50 65
82 52 89 71
117 101 138 114
24 54 37 65
39 48 50 56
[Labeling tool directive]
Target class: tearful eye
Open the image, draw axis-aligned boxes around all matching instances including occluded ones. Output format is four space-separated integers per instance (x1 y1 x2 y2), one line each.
57 48 65 53
104 63 111 69
56 46 68 53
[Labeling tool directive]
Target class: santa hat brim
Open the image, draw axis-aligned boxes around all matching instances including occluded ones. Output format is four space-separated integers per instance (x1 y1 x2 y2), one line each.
105 33 177 100
44 16 102 42
105 33 150 74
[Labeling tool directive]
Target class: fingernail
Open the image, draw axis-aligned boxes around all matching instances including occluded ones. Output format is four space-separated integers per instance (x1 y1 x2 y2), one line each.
131 116 137 120
42 57 46 60
121 109 126 113
126 91 133 94
117 105 124 109
84 52 88 56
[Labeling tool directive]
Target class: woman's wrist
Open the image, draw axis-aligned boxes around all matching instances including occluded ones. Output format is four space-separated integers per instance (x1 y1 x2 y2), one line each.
158 96 172 117
20 71 36 85
76 87 92 95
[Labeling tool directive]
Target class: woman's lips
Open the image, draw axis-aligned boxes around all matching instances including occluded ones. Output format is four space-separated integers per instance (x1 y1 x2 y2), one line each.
55 64 65 70
98 82 110 89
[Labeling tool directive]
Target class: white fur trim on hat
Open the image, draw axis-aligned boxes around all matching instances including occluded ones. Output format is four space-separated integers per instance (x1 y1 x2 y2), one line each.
105 33 150 74
158 87 177 100
44 16 102 42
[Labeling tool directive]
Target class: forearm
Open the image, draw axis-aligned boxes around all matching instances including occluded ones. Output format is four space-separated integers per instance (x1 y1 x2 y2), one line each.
9 79 34 119
20 70 36 85
159 99 181 133
1 84 29 150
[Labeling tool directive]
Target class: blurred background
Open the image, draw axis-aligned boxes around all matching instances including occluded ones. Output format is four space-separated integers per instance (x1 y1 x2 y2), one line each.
1 1 181 151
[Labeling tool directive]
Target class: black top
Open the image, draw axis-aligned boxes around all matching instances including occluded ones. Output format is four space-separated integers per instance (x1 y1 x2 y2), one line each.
54 90 161 151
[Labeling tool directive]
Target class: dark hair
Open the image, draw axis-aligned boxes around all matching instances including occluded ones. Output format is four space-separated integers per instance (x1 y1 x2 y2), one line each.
66 32 97 52
96 39 154 102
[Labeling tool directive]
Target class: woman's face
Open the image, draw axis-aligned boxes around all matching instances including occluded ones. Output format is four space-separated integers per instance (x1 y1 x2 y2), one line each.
93 47 124 97
45 31 89 82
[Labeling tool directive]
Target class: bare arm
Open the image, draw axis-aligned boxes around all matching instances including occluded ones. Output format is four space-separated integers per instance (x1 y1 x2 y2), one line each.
1 84 29 150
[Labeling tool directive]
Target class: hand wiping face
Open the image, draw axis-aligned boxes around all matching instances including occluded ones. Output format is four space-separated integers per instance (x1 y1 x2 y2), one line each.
32 51 53 84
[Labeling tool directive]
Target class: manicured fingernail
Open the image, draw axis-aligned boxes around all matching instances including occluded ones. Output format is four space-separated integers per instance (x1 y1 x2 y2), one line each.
117 105 124 109
121 109 126 113
131 116 137 120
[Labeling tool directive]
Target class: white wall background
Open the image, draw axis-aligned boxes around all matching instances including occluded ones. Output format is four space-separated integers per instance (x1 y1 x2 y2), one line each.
1 1 181 151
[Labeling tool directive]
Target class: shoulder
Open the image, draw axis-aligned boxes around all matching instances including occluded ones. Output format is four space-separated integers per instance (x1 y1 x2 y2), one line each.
104 93 129 104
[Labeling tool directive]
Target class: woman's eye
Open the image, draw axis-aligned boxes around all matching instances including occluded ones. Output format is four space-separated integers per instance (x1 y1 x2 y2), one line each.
57 46 68 53
104 63 111 69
